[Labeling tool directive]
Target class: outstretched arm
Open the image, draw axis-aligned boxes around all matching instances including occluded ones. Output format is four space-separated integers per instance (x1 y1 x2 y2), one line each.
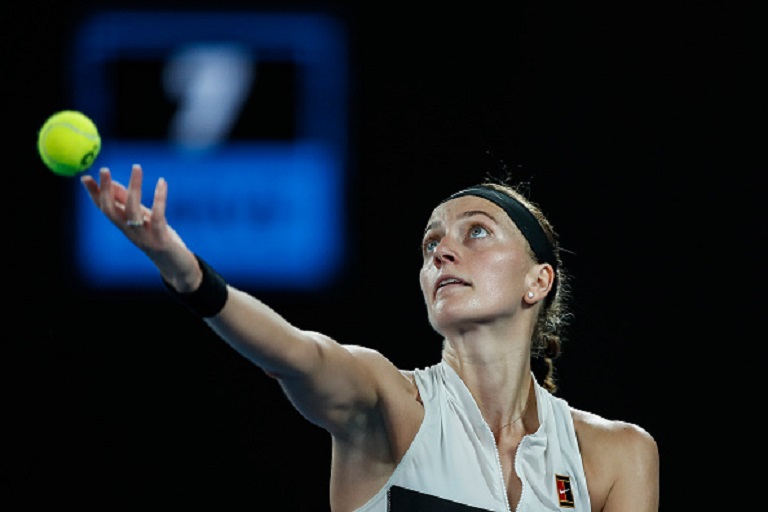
80 164 388 435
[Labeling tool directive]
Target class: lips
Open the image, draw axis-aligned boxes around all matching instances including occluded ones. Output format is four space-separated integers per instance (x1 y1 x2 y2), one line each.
435 275 469 297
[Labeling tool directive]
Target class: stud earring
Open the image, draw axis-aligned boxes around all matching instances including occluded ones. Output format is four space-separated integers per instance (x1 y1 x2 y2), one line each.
527 291 534 299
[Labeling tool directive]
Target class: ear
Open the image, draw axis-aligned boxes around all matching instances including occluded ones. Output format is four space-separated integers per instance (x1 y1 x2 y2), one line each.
524 263 555 304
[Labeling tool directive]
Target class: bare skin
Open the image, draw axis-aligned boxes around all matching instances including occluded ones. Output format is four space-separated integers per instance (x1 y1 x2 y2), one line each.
81 164 659 511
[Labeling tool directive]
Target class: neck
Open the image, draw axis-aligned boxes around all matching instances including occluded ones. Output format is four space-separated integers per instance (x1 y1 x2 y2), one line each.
442 348 533 431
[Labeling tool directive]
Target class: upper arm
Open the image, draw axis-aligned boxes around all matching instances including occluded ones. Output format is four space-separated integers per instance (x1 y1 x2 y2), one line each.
276 336 402 436
203 286 413 438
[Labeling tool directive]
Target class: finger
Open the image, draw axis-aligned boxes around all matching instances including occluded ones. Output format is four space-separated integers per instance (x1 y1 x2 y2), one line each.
124 164 145 224
109 180 130 206
150 177 168 229
97 168 118 217
80 174 100 205
99 168 134 224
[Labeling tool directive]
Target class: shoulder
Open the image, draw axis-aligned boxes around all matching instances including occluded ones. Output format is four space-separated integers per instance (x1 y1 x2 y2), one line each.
332 346 424 458
341 344 420 395
571 407 657 453
341 344 405 374
571 407 659 511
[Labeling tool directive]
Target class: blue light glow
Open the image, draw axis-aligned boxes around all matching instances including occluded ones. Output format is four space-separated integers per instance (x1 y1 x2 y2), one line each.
69 11 348 290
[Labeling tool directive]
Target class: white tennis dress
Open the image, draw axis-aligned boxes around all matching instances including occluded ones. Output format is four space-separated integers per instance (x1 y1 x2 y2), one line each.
355 361 591 511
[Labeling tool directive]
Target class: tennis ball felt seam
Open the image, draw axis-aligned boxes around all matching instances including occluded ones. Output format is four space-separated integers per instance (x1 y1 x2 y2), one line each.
40 122 100 142
39 123 100 165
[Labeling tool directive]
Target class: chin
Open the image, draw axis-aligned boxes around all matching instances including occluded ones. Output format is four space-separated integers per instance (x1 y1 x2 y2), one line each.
432 289 516 323
428 307 489 334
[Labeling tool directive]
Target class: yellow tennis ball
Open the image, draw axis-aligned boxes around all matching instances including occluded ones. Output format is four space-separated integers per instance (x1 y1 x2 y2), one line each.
37 110 101 177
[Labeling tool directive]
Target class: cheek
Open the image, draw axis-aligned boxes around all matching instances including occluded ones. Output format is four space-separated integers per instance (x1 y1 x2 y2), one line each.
418 267 431 298
476 252 526 294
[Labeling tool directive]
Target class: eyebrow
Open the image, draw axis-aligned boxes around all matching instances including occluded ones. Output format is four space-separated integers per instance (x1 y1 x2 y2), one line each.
423 210 500 236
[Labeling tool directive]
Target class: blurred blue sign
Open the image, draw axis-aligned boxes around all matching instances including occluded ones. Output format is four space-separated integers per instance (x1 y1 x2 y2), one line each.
70 11 348 290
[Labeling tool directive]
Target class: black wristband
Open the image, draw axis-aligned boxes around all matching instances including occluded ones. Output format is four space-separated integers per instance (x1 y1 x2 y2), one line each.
163 254 228 318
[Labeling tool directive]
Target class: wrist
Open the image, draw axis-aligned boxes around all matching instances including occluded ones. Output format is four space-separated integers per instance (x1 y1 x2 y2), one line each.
162 253 228 317
161 266 202 294
150 247 202 293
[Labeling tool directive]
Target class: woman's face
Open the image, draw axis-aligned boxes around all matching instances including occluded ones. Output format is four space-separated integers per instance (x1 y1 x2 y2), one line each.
419 195 535 333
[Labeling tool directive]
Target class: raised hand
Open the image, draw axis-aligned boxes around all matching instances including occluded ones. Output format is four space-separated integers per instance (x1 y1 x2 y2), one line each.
80 163 200 291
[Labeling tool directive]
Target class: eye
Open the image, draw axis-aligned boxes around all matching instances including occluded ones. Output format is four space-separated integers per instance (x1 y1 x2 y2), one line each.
423 238 439 254
468 225 489 239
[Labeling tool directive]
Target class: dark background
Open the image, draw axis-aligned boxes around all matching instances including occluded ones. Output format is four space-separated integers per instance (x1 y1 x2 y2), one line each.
5 0 763 509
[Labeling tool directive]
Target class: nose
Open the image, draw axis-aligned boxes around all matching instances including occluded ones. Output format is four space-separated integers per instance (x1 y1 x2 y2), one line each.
433 238 457 266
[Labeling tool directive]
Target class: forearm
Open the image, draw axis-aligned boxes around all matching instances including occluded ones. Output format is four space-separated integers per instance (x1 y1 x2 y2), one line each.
204 286 318 378
161 250 379 429
159 251 316 376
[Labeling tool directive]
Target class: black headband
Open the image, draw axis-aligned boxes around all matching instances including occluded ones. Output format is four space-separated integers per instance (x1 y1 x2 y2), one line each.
443 185 558 274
